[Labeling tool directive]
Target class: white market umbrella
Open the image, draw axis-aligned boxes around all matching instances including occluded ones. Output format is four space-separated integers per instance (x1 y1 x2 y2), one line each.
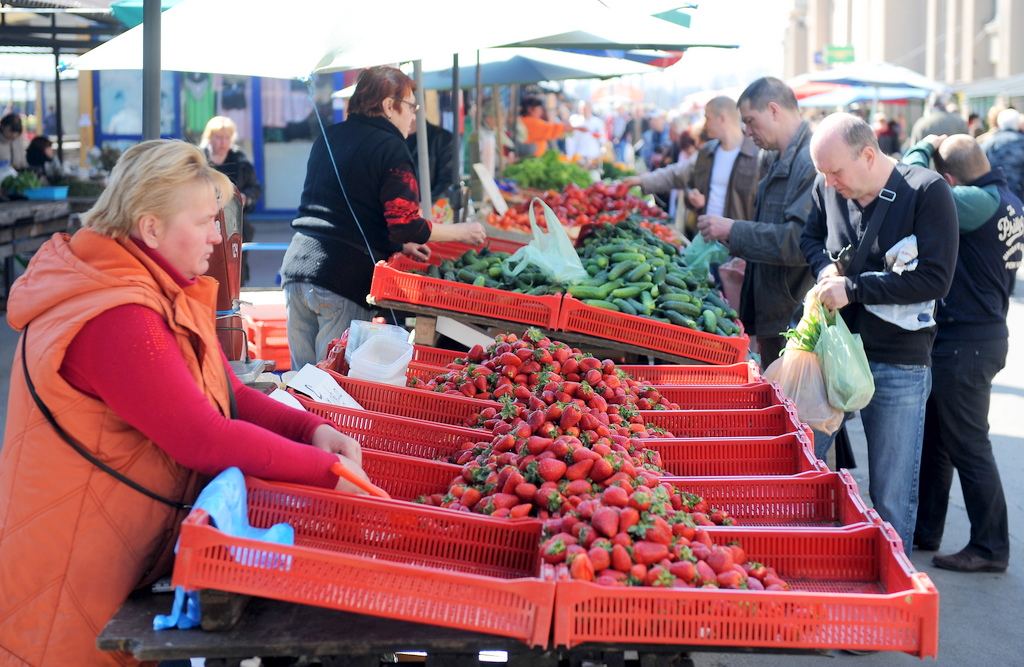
73 0 688 79
501 11 738 51
798 85 930 108
790 62 949 117
413 48 659 90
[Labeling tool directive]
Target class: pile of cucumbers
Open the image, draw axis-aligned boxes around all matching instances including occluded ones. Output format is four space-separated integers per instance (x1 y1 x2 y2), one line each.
404 218 742 337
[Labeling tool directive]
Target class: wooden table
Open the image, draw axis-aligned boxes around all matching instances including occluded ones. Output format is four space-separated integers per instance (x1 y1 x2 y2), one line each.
99 590 822 666
369 298 708 365
0 199 78 298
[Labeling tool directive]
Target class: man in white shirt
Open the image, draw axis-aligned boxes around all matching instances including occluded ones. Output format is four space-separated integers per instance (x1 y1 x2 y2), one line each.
622 96 760 236
566 101 606 160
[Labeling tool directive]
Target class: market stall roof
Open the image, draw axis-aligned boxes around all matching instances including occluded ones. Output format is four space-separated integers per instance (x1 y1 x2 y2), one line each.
954 72 1024 100
0 0 126 52
797 85 930 108
411 48 660 90
790 62 947 92
73 0 691 79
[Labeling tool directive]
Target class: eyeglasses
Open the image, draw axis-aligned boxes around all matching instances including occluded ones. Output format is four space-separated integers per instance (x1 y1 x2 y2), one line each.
392 98 420 113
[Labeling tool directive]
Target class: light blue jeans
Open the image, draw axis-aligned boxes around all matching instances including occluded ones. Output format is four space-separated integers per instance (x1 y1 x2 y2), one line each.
815 362 931 552
283 282 373 370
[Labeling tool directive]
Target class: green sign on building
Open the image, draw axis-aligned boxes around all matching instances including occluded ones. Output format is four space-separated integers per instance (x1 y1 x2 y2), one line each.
825 45 855 64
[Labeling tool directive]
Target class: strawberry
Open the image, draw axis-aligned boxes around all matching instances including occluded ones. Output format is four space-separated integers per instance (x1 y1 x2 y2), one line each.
562 479 594 496
565 459 594 481
467 344 486 362
628 489 653 512
644 516 672 545
534 487 563 512
645 565 676 587
536 458 567 482
632 540 669 566
611 543 633 572
669 560 697 584
590 458 615 482
716 570 745 589
628 563 648 583
514 482 537 502
746 576 765 591
601 485 629 508
510 503 533 518
540 535 570 564
590 507 620 538
618 507 640 532
491 493 520 510
461 487 482 510
569 552 595 582
695 559 718 585
588 546 612 571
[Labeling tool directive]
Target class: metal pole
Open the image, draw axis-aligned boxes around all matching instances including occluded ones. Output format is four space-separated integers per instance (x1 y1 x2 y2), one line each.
142 0 161 140
412 61 431 219
449 54 462 223
50 14 63 163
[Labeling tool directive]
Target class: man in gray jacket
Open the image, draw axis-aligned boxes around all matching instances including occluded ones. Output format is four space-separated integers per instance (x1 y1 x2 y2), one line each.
623 96 760 234
696 77 816 366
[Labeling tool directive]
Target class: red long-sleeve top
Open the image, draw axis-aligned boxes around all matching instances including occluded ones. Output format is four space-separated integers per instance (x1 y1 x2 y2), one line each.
58 240 340 489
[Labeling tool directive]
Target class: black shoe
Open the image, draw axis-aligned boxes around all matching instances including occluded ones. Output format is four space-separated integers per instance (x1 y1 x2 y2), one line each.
932 548 1008 573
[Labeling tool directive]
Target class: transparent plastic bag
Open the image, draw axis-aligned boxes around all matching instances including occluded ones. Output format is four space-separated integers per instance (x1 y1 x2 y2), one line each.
763 348 844 435
815 310 875 412
502 197 588 284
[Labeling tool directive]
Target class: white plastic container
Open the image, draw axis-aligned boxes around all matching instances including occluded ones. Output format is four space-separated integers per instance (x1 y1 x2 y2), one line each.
345 320 410 363
347 336 414 386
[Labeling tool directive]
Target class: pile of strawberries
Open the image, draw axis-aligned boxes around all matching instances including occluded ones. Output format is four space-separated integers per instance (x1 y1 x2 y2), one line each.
411 330 790 591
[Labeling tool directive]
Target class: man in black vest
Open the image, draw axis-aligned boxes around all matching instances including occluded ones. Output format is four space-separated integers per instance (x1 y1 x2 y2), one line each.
903 134 1021 572
800 113 959 553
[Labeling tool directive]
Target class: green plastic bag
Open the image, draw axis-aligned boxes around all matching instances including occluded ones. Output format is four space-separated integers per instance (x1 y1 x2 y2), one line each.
683 233 730 276
815 309 875 412
502 197 588 285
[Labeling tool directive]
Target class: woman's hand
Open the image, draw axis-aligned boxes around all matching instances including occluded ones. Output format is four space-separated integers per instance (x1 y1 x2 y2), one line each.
311 424 362 468
331 453 372 495
457 221 487 245
403 242 431 261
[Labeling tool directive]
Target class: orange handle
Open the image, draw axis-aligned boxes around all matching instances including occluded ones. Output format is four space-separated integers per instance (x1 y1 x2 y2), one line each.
330 461 391 499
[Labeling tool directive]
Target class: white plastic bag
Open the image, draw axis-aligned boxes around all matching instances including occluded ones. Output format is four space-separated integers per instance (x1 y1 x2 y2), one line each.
864 235 936 330
764 349 844 435
502 197 588 284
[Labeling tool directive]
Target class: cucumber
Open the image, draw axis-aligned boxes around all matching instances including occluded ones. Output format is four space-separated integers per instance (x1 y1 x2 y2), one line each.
611 252 646 263
664 309 697 328
582 299 620 311
608 260 638 281
427 264 441 279
610 285 643 300
702 309 718 332
613 298 638 316
625 263 652 283
661 300 702 317
568 284 607 300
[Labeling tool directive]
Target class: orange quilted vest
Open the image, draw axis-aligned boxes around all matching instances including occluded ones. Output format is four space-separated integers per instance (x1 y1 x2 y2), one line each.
0 229 231 666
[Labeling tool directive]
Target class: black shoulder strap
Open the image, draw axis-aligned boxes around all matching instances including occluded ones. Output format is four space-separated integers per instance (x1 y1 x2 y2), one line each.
845 165 904 278
20 326 192 511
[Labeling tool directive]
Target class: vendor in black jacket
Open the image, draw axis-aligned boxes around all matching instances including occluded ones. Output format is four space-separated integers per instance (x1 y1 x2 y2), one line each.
800 113 958 554
280 66 485 369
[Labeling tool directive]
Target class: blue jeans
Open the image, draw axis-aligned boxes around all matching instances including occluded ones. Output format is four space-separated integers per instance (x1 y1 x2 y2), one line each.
816 362 931 551
283 282 374 370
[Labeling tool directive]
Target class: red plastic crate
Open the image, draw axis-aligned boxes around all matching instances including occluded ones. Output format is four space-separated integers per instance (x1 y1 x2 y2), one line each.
618 361 762 385
636 432 822 476
361 449 462 501
640 404 803 439
413 344 468 367
241 302 290 371
552 523 938 657
293 397 490 461
370 260 562 329
557 296 749 365
406 360 451 384
654 383 789 410
320 369 500 427
664 471 878 527
422 238 526 262
173 478 555 647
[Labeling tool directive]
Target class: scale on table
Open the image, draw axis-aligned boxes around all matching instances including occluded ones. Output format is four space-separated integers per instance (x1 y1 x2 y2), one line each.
205 189 267 384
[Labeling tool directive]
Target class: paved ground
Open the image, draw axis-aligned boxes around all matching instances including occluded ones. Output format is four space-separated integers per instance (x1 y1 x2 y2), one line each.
1 221 1022 665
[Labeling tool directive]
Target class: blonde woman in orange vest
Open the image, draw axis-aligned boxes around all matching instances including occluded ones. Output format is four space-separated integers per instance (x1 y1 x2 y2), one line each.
0 140 368 666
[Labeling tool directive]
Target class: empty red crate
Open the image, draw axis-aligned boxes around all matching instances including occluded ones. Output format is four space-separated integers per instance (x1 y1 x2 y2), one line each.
637 432 822 476
370 260 562 329
552 523 938 657
293 396 490 461
413 344 468 367
321 369 500 427
640 404 803 438
557 296 749 365
241 301 290 371
361 449 462 501
654 383 789 410
616 361 762 385
173 478 555 647
664 470 878 527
